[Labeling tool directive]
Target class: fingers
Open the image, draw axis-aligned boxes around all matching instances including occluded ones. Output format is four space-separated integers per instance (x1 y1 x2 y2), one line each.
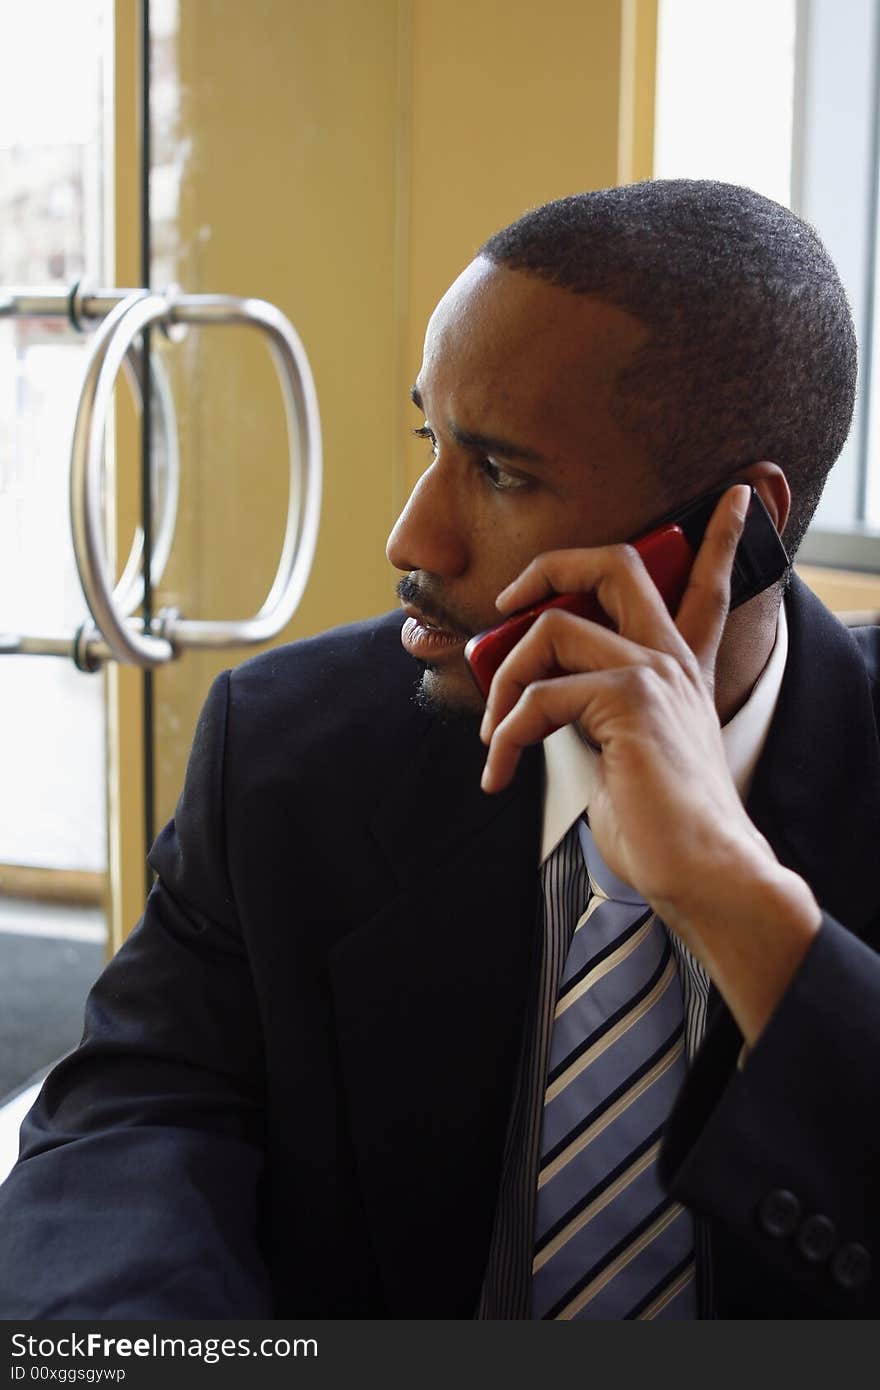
494 539 690 658
480 667 653 792
480 672 596 791
493 484 751 684
674 484 751 677
479 605 683 747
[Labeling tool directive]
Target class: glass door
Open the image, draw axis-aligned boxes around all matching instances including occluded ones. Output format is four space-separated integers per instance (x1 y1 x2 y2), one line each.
0 0 110 1140
0 0 408 1150
141 0 408 840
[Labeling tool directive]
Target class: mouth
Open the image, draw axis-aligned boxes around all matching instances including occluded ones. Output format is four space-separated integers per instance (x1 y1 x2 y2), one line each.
400 603 470 660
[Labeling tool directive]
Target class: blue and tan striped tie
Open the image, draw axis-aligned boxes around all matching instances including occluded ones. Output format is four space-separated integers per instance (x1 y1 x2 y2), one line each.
530 816 698 1319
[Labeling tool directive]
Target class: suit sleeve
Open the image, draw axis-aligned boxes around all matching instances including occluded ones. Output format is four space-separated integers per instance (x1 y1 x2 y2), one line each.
0 671 274 1318
660 912 879 1317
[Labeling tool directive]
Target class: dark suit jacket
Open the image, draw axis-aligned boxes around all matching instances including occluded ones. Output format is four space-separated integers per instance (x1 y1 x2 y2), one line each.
1 574 878 1318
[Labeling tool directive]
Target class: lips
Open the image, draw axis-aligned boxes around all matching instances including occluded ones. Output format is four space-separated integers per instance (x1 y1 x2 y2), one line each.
400 603 469 659
401 602 469 636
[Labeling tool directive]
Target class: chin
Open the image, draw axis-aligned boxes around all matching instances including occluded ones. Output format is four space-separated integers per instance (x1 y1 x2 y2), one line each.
412 665 484 728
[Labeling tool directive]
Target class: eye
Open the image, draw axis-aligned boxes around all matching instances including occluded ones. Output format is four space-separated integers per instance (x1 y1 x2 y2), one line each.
411 422 531 493
412 423 438 459
479 458 530 492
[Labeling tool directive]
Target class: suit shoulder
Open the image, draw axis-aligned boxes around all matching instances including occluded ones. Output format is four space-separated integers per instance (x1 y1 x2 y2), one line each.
850 620 880 687
788 576 880 719
230 609 412 703
846 620 880 720
223 608 427 762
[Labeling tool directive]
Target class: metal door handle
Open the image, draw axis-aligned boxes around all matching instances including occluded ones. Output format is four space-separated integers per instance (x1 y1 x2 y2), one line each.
0 283 322 669
147 290 322 656
0 286 180 663
111 339 180 622
69 291 177 664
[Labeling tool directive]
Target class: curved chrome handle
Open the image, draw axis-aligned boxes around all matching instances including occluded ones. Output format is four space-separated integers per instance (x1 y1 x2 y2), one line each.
0 309 180 668
156 292 322 651
112 344 180 617
70 292 177 665
7 283 322 669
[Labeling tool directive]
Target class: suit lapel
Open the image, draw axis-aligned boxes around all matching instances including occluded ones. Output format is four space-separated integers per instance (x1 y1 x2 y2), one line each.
329 714 543 1315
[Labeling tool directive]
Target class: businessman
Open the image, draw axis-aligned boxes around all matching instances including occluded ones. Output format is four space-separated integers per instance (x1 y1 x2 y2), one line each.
1 179 877 1318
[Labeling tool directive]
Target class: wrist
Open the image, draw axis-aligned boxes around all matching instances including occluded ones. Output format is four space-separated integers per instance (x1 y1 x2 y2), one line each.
653 828 782 933
655 846 822 1047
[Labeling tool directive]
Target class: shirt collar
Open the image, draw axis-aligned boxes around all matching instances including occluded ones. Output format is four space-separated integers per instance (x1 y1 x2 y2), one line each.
539 601 789 865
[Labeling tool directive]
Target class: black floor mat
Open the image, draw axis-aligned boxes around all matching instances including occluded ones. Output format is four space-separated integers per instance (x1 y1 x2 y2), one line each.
0 933 104 1102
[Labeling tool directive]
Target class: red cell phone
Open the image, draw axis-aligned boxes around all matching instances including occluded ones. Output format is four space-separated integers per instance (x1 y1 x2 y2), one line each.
463 484 789 700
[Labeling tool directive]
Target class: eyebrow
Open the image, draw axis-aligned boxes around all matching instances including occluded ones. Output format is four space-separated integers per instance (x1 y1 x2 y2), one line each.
410 383 550 466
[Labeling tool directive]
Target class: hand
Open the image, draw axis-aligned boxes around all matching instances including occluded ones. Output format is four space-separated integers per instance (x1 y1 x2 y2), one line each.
478 484 822 1048
479 485 770 911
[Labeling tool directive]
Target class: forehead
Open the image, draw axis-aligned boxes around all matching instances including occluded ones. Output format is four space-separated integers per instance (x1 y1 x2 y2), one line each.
418 257 650 451
423 259 649 388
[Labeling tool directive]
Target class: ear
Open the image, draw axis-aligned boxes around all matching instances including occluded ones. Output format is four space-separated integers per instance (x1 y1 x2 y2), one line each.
732 461 791 539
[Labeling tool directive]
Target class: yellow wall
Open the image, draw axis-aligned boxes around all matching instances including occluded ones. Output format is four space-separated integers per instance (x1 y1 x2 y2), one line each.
406 0 656 492
110 0 658 930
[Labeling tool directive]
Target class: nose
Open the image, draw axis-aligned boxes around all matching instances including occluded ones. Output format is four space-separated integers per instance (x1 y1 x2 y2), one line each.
386 462 469 577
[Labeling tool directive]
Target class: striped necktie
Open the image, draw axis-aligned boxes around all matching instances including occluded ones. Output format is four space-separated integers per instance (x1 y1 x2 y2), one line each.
530 816 698 1319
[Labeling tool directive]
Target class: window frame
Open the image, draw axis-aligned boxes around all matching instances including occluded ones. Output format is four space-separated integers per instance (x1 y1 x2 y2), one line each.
792 0 880 569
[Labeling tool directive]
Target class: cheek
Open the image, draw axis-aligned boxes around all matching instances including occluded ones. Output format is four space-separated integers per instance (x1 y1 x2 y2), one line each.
479 524 536 581
501 507 591 573
470 494 597 606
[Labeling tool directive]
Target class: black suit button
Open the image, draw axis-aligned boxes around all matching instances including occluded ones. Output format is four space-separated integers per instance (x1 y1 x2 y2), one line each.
758 1189 801 1238
830 1242 872 1290
796 1214 836 1263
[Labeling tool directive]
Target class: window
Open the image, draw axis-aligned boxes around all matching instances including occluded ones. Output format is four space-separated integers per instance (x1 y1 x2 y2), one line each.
0 0 109 870
654 0 880 571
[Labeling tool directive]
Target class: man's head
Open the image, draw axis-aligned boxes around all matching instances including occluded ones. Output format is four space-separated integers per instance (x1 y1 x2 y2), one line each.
386 179 857 720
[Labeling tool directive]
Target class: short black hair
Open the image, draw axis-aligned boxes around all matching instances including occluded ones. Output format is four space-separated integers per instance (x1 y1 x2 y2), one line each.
479 180 857 556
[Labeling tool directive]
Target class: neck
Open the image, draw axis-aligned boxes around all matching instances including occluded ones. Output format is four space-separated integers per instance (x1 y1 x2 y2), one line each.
714 591 782 726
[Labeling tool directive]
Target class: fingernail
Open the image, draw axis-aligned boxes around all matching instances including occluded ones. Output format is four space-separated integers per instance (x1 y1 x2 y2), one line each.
732 484 751 520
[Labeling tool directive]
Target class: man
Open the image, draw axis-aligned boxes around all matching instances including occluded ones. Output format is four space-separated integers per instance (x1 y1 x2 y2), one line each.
0 180 876 1318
